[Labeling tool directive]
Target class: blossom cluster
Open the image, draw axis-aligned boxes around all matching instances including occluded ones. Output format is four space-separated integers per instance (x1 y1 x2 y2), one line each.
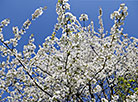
0 0 138 102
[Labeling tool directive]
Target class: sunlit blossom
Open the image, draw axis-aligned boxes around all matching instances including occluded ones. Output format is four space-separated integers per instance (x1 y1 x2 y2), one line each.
1 18 10 26
0 1 137 102
23 19 31 29
32 7 43 20
79 14 88 21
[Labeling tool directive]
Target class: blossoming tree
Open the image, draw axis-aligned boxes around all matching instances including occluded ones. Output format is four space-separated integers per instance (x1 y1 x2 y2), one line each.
0 0 138 101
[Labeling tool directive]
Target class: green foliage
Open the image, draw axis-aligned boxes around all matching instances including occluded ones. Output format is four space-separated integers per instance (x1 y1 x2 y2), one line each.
115 76 138 100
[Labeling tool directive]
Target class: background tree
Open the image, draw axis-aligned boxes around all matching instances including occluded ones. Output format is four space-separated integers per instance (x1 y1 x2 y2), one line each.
0 0 138 101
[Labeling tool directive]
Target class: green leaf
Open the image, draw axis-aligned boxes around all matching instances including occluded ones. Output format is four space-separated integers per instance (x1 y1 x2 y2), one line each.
58 0 61 3
134 88 138 92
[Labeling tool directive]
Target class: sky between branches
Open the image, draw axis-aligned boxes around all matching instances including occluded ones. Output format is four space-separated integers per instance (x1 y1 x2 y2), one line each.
0 0 137 53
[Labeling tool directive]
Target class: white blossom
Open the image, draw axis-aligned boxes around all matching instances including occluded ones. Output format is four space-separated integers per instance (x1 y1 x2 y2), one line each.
32 7 43 20
101 98 108 102
120 3 125 8
93 85 102 93
12 26 19 35
0 1 137 102
23 19 31 29
79 14 88 21
64 3 70 10
1 18 10 26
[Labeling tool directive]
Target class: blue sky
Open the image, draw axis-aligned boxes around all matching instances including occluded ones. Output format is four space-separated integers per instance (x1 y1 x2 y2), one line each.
0 0 138 100
0 0 138 53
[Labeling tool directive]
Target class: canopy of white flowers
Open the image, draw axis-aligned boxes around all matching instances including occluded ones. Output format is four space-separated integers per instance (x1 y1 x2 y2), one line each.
0 0 137 102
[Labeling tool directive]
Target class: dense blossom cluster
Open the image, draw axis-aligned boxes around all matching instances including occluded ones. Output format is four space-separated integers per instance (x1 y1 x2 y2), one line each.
0 0 138 102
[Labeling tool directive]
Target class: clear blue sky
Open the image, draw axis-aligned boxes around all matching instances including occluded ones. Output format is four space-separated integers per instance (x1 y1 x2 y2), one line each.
0 0 138 52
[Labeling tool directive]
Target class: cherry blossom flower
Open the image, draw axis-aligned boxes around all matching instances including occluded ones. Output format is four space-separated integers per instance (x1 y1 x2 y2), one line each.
32 7 44 20
0 1 137 102
79 14 88 21
1 18 10 26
